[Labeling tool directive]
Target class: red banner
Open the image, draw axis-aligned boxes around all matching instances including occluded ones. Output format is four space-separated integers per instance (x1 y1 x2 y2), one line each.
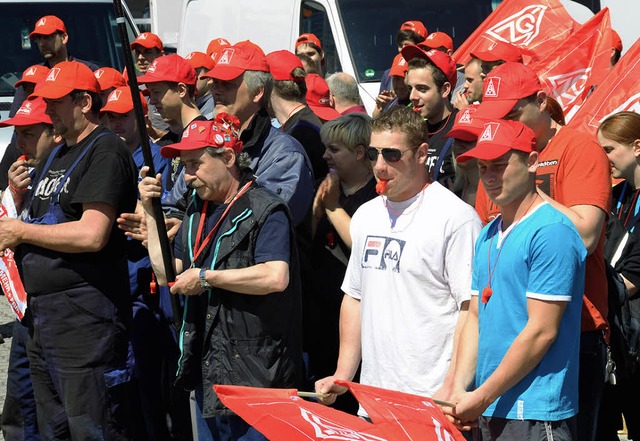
0 191 27 320
214 382 466 441
531 8 612 122
567 34 640 136
453 0 579 66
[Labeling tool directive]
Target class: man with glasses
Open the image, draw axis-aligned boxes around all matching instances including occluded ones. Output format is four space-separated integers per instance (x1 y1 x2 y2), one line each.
315 106 481 414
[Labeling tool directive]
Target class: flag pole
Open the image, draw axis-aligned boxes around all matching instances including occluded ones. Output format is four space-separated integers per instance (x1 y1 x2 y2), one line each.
112 0 182 331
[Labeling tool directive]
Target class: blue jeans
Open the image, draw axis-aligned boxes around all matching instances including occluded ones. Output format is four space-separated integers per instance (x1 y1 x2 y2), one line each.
577 330 607 441
194 387 267 441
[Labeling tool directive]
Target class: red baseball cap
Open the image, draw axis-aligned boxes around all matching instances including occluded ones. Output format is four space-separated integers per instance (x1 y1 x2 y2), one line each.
0 97 52 127
206 38 231 62
389 54 408 78
29 15 67 38
14 65 51 88
295 33 323 51
399 21 428 39
100 86 148 116
612 30 623 52
401 44 457 86
202 41 269 81
185 51 216 72
138 54 197 86
445 104 485 142
474 62 542 119
266 50 305 81
161 114 243 158
456 119 536 163
30 61 100 99
423 32 454 52
131 32 163 51
94 67 126 91
305 74 340 121
471 41 523 63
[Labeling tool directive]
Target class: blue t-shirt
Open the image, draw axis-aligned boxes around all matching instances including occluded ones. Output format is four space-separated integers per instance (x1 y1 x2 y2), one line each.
471 202 586 421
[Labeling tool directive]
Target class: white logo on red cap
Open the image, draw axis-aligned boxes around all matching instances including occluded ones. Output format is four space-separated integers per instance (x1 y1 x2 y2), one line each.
108 90 121 102
484 77 501 98
148 61 158 73
138 33 148 40
185 52 195 59
95 69 104 79
546 68 590 109
486 5 547 47
37 18 46 27
217 48 234 65
426 34 436 40
17 102 33 116
479 122 501 142
459 109 472 124
26 67 37 77
46 68 60 82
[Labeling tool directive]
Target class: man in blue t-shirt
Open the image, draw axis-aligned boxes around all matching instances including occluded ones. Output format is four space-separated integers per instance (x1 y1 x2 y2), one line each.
444 120 586 440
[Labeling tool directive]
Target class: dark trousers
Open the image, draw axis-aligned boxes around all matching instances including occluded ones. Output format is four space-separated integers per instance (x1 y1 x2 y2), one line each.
577 330 607 441
27 287 133 441
1 320 40 441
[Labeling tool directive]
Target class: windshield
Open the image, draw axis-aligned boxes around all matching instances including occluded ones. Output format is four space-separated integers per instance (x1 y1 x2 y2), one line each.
0 2 126 98
337 0 495 83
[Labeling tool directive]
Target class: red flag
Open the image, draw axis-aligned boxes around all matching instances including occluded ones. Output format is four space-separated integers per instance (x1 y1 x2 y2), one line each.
214 383 466 441
453 0 579 66
0 191 27 320
532 8 612 122
336 381 466 441
567 35 640 136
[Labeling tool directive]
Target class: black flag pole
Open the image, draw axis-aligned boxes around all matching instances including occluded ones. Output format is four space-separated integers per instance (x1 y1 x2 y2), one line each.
112 0 182 331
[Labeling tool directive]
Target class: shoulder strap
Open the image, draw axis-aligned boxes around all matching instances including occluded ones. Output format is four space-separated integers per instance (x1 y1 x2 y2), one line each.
433 137 454 181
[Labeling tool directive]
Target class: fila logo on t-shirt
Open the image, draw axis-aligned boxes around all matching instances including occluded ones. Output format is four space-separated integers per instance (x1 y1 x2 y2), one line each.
218 48 235 65
361 235 406 273
46 68 60 82
484 77 500 98
108 90 121 102
479 122 500 142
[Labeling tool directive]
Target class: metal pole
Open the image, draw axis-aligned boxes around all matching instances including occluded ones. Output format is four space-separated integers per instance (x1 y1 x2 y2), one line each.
112 0 182 331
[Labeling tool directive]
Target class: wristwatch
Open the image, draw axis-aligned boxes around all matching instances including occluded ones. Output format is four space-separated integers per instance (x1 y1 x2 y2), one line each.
199 268 212 290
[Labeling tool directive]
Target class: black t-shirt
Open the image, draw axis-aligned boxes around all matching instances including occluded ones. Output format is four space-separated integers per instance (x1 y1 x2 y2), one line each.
18 126 138 296
426 108 458 185
283 106 328 186
0 141 21 189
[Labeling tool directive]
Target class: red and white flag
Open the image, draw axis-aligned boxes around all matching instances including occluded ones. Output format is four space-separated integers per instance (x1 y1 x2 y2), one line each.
532 8 612 122
567 34 640 136
453 0 578 66
0 190 27 320
214 382 465 441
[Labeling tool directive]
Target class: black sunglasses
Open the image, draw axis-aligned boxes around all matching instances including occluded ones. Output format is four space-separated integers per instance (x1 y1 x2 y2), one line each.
365 146 418 163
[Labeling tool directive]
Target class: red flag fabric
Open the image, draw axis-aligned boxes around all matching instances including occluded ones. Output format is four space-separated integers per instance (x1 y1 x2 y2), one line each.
453 0 579 66
335 381 466 441
567 35 640 136
0 191 27 320
532 8 612 122
214 383 466 441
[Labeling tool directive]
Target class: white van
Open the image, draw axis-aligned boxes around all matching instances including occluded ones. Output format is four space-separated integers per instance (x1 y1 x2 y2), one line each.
0 0 139 155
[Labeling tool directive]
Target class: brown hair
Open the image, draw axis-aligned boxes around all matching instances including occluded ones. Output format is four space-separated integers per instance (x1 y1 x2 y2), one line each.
598 111 640 145
545 96 565 126
371 105 428 147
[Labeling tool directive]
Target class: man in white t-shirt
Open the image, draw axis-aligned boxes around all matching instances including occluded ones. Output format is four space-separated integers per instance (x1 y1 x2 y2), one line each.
315 106 482 411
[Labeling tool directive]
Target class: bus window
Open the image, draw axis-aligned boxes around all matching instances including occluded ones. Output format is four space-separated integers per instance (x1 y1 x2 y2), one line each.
300 1 342 75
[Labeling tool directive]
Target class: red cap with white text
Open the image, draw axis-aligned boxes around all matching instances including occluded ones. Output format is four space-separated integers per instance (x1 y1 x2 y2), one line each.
29 61 100 99
456 119 536 163
0 97 52 127
305 74 340 121
29 15 67 38
202 41 269 81
399 21 428 39
161 113 243 158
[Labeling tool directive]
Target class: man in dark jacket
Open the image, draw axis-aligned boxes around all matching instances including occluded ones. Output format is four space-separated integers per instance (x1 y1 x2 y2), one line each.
140 115 302 441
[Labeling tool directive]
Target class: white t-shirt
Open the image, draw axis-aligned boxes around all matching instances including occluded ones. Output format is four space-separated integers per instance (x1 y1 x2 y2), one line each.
342 182 481 402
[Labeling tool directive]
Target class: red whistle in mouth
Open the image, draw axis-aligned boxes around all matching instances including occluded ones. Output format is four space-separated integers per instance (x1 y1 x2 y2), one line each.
376 180 387 194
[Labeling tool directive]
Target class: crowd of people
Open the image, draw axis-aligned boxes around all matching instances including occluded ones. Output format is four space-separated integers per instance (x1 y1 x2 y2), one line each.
0 10 637 441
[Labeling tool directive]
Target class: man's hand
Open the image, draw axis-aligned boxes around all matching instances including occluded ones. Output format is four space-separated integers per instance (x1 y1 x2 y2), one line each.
0 218 26 252
138 166 164 206
314 375 349 406
117 201 148 245
446 390 488 430
375 90 396 110
165 217 182 243
321 172 340 212
452 90 470 111
7 157 31 203
170 267 204 296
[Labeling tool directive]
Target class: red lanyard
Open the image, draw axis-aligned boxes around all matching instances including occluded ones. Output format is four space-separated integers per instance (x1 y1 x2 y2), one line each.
190 180 253 267
482 195 539 304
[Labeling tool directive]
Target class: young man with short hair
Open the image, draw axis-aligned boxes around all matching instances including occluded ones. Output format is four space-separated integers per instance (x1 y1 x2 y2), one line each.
446 119 586 441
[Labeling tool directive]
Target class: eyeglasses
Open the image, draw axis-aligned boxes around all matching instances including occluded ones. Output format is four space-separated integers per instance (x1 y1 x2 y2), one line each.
365 146 418 163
